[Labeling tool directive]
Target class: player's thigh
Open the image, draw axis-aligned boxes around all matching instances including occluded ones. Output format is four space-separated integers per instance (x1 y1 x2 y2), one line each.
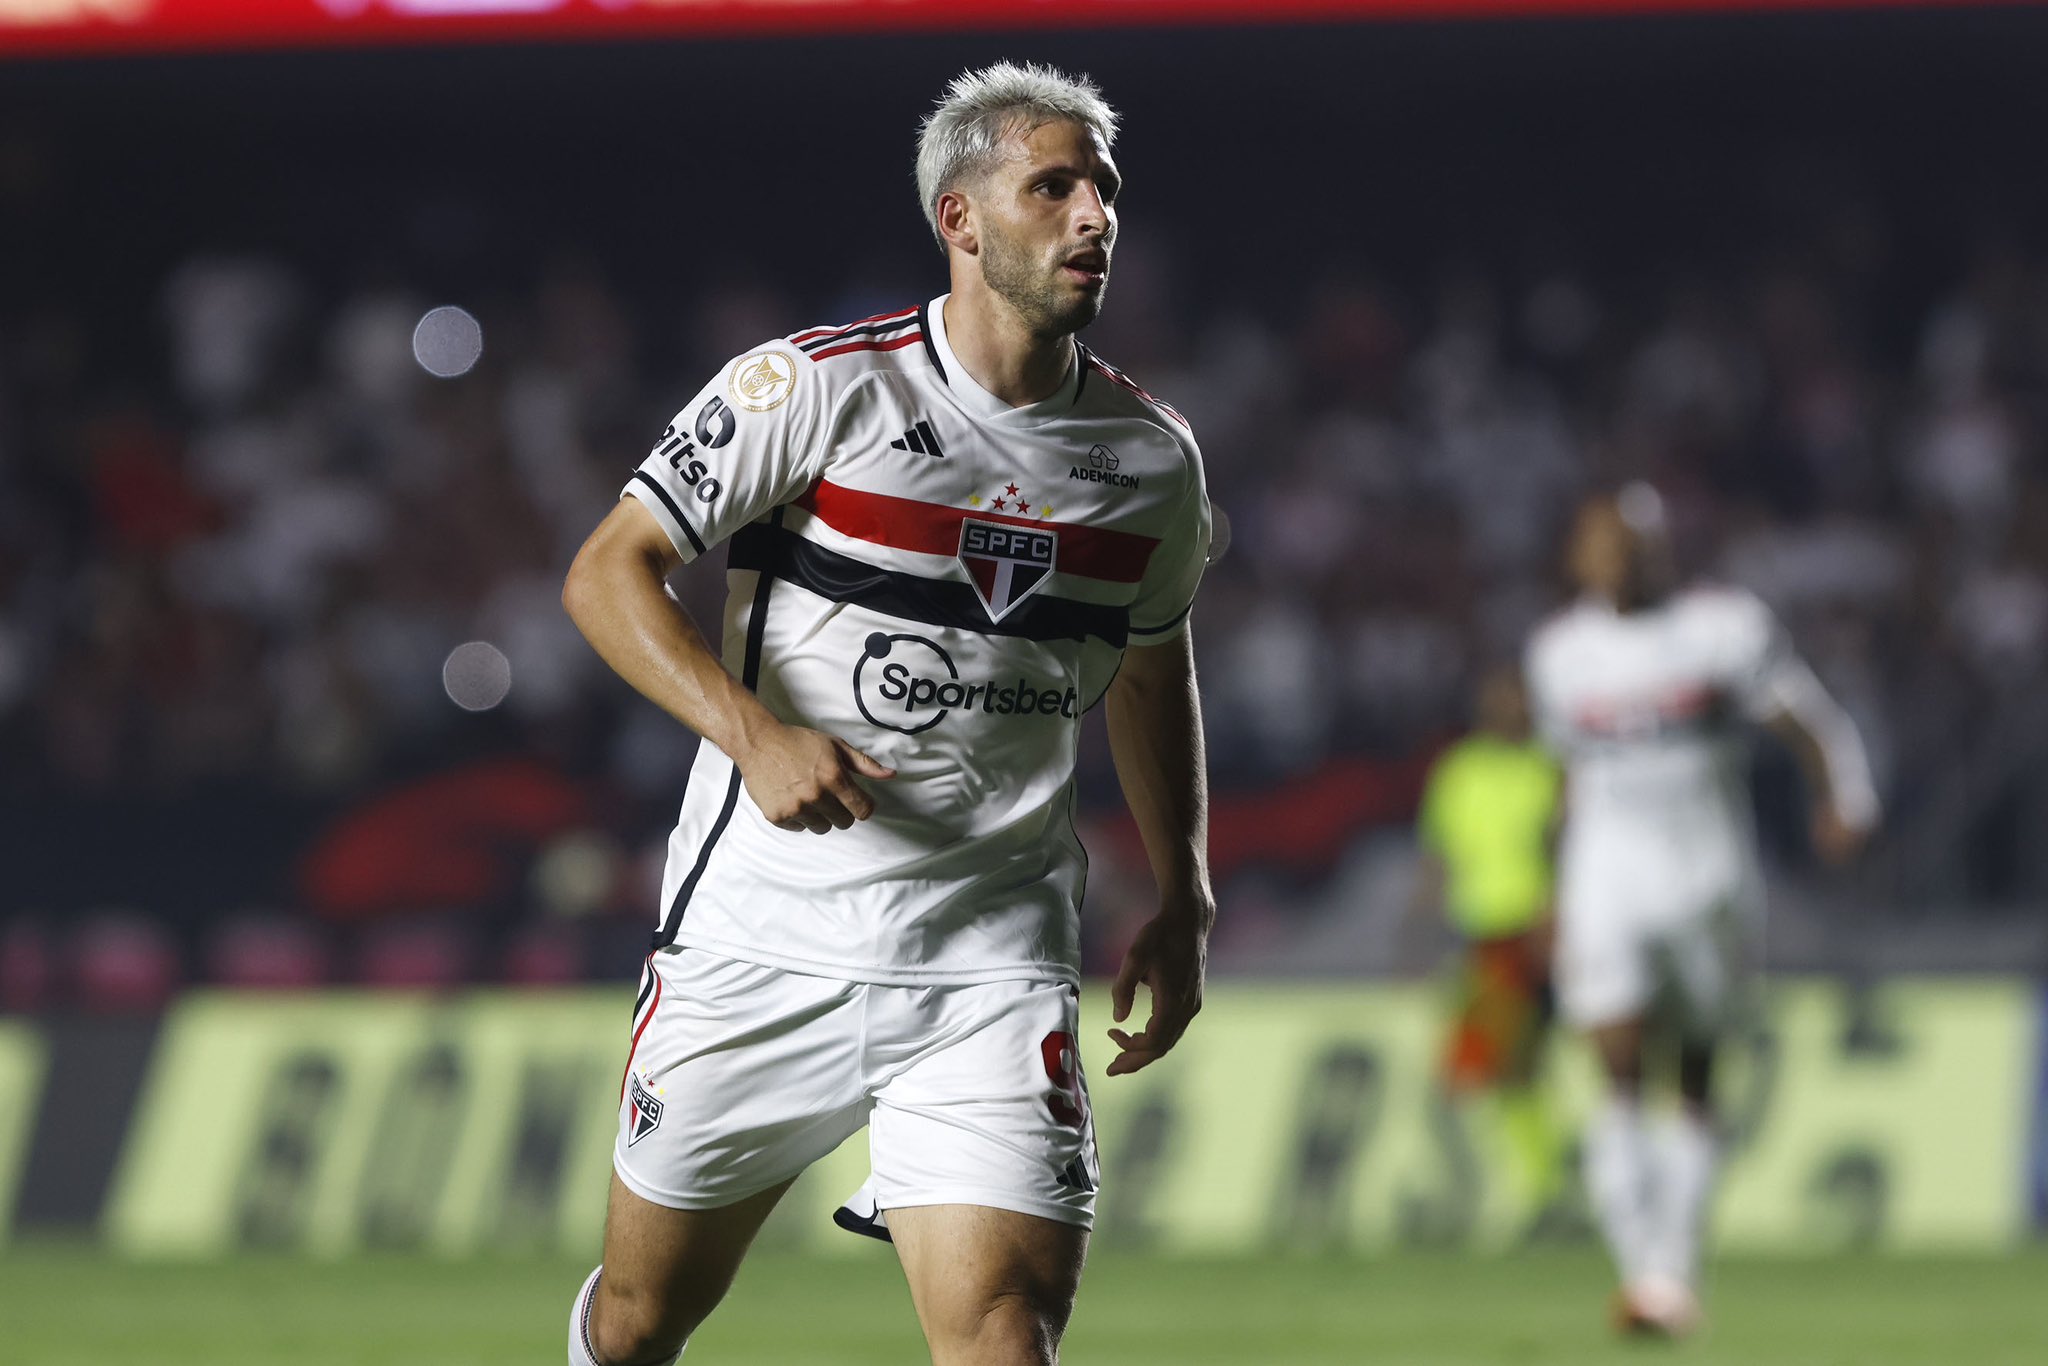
594 1168 794 1352
615 948 867 1211
1553 890 1654 1035
867 977 1099 1230
1655 894 1759 1042
888 1202 1088 1362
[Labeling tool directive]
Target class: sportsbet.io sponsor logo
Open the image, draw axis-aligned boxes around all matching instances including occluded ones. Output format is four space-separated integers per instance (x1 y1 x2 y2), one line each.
1069 443 1138 489
855 632 1078 735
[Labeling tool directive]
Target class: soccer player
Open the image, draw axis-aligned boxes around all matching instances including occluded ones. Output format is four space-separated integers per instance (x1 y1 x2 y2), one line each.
559 63 1214 1366
1525 485 1877 1336
1414 664 1565 1213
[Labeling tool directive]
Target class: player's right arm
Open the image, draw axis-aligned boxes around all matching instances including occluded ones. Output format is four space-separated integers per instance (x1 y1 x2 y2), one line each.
562 499 892 834
563 343 893 835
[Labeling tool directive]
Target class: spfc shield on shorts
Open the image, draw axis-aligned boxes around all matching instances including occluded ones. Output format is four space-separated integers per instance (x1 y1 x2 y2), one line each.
958 519 1057 622
626 1073 664 1146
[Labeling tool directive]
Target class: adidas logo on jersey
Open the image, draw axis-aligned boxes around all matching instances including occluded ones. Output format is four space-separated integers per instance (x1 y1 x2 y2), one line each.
889 419 946 459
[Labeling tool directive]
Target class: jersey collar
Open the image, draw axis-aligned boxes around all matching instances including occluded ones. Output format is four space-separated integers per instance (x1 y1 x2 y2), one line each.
924 293 1082 428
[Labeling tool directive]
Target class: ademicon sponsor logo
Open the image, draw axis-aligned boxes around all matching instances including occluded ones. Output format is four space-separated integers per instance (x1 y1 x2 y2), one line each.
1068 443 1138 489
855 632 1078 735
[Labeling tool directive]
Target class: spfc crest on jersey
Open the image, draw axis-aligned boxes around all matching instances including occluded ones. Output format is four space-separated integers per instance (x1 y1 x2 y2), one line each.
626 1073 664 1147
958 519 1058 623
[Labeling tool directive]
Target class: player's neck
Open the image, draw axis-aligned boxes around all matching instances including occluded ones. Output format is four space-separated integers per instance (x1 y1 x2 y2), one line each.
941 292 1075 408
1605 585 1669 615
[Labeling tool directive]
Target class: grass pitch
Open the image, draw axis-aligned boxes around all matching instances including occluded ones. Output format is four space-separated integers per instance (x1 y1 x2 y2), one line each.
4 1244 2044 1364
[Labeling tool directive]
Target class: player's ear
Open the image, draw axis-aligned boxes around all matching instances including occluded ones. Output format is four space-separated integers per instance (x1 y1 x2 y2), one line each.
936 189 978 256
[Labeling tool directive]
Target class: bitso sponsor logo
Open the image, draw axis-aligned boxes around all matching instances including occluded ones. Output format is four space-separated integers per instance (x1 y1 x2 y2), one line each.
1069 443 1139 489
855 632 1079 734
727 350 796 412
647 392 740 504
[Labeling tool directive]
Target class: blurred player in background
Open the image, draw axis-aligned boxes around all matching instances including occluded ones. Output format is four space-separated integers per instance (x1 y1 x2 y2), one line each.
1413 664 1565 1215
560 62 1214 1366
1526 485 1878 1336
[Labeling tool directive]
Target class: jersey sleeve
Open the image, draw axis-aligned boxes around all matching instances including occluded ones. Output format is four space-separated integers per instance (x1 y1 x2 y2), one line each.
1723 592 1811 722
1722 590 1882 830
622 343 833 563
1125 434 1213 647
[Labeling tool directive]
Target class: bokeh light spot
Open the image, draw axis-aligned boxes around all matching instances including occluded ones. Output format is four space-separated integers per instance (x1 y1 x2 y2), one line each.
412 305 483 378
443 641 512 711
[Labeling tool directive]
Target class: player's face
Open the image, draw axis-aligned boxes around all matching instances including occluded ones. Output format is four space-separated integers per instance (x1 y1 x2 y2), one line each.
974 118 1120 336
1568 499 1670 609
1569 501 1633 602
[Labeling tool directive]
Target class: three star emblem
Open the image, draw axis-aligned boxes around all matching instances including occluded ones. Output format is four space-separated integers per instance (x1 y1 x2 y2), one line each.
967 479 1052 519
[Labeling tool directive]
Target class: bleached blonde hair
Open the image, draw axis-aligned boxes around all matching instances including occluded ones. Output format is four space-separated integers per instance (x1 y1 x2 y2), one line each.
915 61 1119 242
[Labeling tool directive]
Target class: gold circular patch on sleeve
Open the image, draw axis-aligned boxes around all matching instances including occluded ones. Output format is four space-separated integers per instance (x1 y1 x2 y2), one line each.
728 350 798 412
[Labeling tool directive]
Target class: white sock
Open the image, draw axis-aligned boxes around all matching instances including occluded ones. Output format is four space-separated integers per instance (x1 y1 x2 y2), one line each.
569 1266 605 1366
1584 1096 1657 1286
1647 1109 1718 1288
569 1266 682 1366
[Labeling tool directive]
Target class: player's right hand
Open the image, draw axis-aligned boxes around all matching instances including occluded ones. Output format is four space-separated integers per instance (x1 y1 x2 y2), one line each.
738 725 896 834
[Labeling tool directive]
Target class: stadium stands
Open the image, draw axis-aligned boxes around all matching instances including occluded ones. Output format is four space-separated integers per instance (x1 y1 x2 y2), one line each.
2 24 2045 987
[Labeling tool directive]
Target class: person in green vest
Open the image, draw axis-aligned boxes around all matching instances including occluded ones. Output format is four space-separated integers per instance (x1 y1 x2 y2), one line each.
1414 662 1566 1215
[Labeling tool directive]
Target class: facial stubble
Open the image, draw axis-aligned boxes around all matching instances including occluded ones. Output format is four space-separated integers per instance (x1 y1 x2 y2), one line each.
978 216 1107 338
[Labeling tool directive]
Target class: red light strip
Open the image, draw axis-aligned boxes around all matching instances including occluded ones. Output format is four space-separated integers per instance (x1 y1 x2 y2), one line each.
0 0 2020 62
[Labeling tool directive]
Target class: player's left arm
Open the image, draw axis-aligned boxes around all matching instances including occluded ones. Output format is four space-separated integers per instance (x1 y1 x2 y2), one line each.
1103 626 1214 1077
1739 603 1881 865
1764 693 1879 866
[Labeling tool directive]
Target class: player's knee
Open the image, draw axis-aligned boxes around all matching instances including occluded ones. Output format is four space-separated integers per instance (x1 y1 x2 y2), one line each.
958 1284 1075 1365
590 1276 693 1366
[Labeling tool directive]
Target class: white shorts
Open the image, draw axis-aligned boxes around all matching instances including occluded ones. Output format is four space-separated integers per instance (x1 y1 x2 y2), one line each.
1553 846 1764 1037
613 948 1099 1231
1555 895 1760 1036
1553 821 1764 1036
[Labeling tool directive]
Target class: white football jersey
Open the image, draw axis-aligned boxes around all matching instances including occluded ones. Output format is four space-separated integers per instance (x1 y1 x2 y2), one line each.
1525 585 1813 868
621 296 1211 987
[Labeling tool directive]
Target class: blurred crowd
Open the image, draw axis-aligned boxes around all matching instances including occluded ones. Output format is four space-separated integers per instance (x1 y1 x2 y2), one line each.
5 129 2048 996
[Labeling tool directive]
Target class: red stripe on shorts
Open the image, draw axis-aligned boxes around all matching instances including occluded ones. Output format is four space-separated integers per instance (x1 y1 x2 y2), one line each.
619 960 662 1101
